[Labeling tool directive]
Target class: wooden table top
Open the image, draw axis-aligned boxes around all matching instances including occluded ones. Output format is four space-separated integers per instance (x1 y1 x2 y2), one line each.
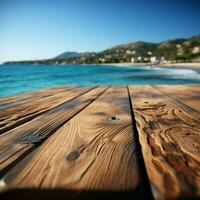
0 85 199 200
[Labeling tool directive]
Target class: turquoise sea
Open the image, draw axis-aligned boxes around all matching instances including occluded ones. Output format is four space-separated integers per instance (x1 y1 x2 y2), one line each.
0 64 200 97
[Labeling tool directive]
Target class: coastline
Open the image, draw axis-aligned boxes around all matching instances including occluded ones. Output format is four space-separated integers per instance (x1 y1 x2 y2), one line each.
101 62 200 68
2 62 200 69
158 62 200 68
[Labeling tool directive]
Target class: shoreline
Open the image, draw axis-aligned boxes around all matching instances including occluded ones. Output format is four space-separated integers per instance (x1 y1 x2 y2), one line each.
1 62 200 69
101 62 200 68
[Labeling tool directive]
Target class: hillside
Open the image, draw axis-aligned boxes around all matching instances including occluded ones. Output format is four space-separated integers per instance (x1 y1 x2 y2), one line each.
56 35 200 64
4 34 200 65
55 51 79 59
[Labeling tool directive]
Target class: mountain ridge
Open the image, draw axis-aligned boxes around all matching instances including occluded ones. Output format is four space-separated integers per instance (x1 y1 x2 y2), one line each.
55 51 79 59
4 34 200 64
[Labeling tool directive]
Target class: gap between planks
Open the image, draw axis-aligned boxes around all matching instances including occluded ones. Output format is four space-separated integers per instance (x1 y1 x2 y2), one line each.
0 86 144 200
0 84 200 200
0 86 109 177
128 85 200 200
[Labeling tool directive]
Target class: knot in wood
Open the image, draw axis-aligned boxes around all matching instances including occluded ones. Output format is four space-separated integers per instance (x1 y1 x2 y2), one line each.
108 116 120 122
66 151 80 161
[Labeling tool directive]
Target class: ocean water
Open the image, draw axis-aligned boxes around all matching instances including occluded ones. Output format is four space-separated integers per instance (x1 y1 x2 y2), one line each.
0 64 200 97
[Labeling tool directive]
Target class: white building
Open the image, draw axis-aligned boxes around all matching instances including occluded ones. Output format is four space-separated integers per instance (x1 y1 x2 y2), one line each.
126 50 131 54
131 57 135 63
80 57 86 61
192 46 200 54
150 56 159 64
160 57 169 64
176 44 182 48
98 58 106 63
132 50 136 55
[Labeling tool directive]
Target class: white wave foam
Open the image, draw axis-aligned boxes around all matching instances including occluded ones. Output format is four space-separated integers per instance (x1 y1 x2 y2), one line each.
160 68 200 79
144 66 161 70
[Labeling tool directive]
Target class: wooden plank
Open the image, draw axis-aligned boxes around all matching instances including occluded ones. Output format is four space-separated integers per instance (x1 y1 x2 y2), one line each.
0 87 72 109
0 87 80 125
0 86 142 199
0 86 75 121
0 86 73 106
0 86 108 176
0 86 94 134
129 85 200 200
154 84 200 112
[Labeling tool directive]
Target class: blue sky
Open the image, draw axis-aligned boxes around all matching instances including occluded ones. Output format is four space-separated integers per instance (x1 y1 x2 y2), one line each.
0 0 200 62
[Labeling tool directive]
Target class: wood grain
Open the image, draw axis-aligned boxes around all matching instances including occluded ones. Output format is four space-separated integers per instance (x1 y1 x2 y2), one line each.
0 86 108 175
1 84 200 200
154 84 200 113
0 86 142 199
0 86 73 107
0 86 94 134
128 85 200 200
0 86 74 119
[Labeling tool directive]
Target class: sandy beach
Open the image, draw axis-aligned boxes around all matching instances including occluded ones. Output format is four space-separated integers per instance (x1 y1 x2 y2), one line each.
157 62 200 68
103 62 200 68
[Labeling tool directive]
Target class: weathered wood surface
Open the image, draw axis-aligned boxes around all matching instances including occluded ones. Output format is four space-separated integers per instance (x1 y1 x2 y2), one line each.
0 86 143 199
0 86 108 175
0 84 199 200
0 86 96 134
154 84 200 113
0 86 73 107
129 85 200 200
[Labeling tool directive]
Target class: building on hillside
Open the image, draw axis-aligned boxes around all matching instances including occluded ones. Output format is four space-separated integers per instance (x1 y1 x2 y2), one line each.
160 57 169 64
132 50 136 55
192 46 200 54
98 58 106 63
126 50 132 54
80 57 86 61
176 44 182 48
150 56 160 64
131 57 135 63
